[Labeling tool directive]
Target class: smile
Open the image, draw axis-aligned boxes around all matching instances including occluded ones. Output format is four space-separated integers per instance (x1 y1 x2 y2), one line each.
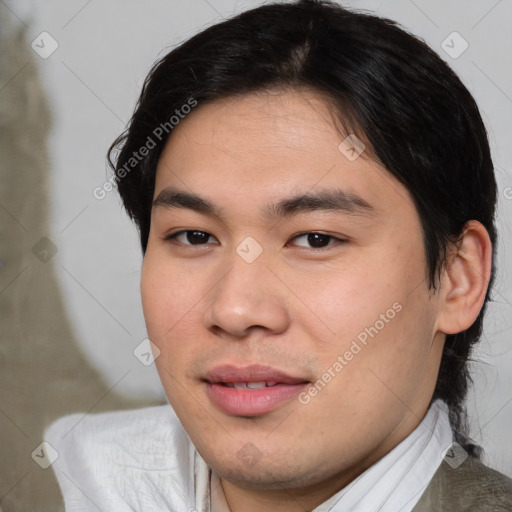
204 365 310 416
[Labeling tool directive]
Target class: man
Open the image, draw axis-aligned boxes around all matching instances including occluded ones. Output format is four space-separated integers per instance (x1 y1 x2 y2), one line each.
46 1 512 510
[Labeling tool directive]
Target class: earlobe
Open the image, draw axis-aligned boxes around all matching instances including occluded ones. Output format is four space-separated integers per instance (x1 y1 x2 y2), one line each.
436 220 492 335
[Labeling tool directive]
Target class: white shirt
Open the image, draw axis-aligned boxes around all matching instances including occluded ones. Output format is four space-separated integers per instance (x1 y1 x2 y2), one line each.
45 399 452 512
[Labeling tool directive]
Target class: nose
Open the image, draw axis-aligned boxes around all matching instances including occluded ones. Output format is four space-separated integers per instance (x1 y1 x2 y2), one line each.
203 252 291 339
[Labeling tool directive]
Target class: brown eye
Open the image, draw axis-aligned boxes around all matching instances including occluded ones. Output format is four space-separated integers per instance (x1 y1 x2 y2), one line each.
167 230 217 245
291 232 341 249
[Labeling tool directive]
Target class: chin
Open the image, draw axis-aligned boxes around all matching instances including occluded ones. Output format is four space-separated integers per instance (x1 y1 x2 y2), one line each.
203 444 331 490
216 464 314 490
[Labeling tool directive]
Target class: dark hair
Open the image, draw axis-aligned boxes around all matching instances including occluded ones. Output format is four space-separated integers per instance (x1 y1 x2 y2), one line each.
108 0 497 456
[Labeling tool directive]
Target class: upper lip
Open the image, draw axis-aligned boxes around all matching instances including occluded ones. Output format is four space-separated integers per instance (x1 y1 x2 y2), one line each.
204 364 309 385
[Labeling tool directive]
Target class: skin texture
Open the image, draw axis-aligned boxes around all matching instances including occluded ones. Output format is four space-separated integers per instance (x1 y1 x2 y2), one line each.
141 88 492 512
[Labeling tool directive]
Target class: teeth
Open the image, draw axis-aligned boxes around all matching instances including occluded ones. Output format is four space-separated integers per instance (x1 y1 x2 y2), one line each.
247 381 267 389
224 381 279 389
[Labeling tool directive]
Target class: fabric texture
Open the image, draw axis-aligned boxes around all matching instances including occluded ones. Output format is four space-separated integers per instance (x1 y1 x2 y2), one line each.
45 401 512 512
412 455 512 511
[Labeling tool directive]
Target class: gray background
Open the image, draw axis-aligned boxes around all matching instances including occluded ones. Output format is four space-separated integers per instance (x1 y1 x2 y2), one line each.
1 0 511 510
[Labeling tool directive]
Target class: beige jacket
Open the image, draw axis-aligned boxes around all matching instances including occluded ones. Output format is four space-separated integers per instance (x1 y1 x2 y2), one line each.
413 456 512 511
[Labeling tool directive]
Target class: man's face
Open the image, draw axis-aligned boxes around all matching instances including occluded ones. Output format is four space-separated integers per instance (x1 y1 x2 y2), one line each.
141 89 445 497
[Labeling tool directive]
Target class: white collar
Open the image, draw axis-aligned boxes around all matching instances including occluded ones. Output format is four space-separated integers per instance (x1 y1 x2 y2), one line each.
46 399 452 512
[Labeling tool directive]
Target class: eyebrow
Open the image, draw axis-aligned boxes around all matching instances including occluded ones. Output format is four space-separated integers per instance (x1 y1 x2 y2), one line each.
152 186 375 220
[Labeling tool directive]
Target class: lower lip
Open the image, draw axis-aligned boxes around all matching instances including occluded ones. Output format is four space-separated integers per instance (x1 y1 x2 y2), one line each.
205 382 308 416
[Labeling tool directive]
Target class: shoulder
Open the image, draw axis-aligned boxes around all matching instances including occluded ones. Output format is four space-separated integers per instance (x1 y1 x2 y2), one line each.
45 404 190 464
413 454 512 511
44 405 196 511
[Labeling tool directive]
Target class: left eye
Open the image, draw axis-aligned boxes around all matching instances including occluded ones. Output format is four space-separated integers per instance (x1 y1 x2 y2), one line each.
289 233 341 249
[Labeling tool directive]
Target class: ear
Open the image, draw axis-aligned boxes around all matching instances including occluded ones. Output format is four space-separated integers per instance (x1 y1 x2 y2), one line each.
435 220 493 335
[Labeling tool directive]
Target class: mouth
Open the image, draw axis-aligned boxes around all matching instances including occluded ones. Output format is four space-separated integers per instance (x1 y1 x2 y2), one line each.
219 381 280 389
203 364 310 416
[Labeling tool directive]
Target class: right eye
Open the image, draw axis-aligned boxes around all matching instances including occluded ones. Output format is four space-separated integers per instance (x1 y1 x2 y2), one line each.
165 230 219 246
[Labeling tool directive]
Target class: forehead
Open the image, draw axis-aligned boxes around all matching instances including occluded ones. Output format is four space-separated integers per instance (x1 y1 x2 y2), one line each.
154 89 415 221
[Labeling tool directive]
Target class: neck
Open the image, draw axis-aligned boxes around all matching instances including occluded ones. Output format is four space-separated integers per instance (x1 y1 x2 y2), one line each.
217 401 433 512
220 465 365 512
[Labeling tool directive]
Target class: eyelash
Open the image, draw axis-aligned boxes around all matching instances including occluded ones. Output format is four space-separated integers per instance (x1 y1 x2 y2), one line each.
164 230 346 250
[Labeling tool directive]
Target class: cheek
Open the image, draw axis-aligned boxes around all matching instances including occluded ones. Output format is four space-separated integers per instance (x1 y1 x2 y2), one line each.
140 254 168 337
294 257 403 339
303 244 434 373
141 249 199 336
140 249 208 380
141 256 189 404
